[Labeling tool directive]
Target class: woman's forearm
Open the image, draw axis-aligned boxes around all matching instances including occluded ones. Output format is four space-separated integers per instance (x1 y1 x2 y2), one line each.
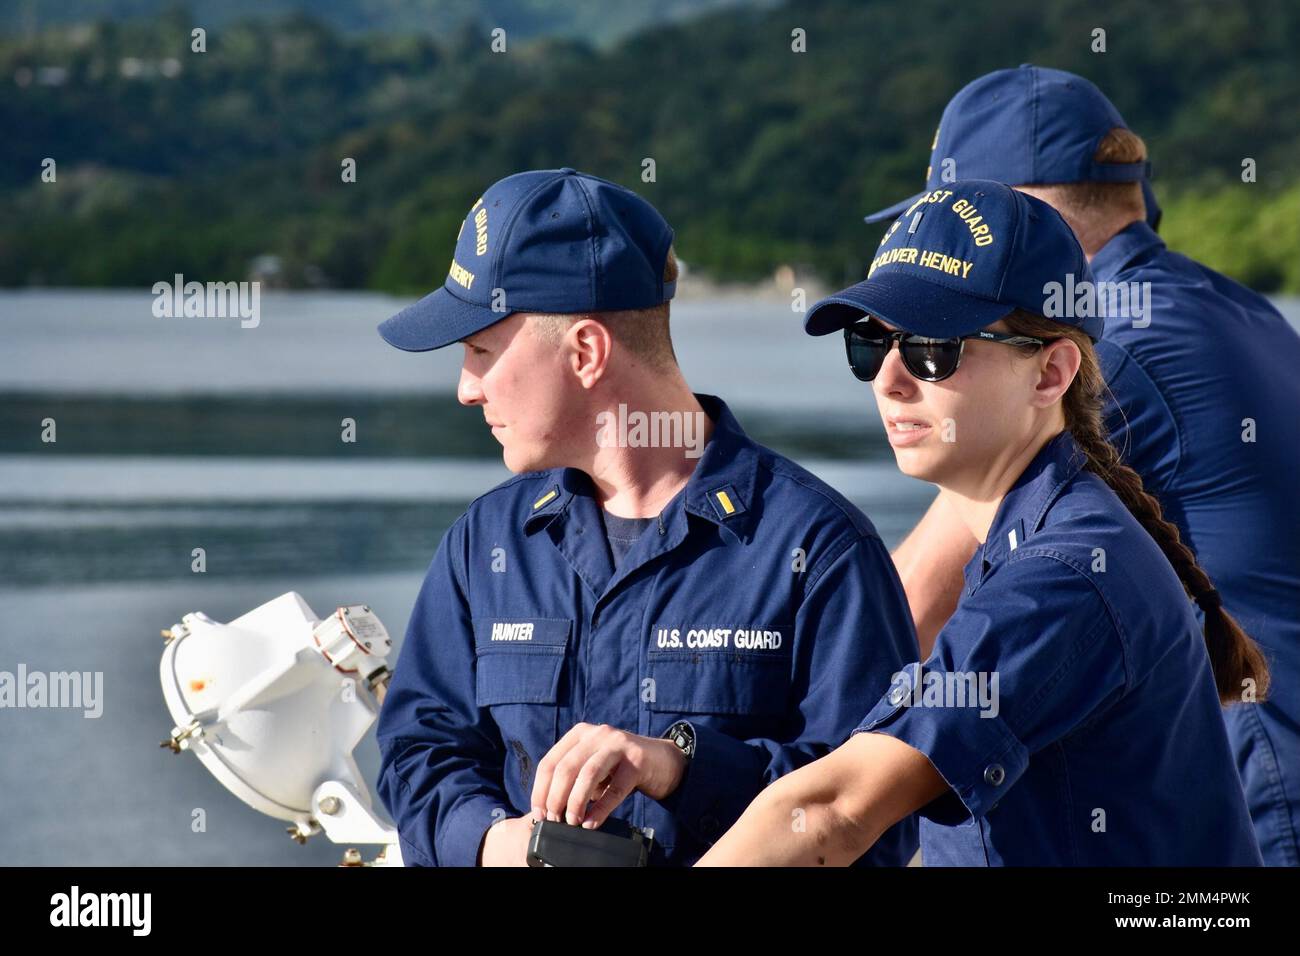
695 732 948 866
695 757 874 866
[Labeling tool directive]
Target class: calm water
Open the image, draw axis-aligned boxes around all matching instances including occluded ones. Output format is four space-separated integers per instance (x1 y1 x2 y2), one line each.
2 289 1297 865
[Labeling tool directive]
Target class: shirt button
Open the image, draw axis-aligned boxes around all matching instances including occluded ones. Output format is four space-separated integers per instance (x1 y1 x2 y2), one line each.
700 815 720 839
984 764 1006 787
889 686 908 705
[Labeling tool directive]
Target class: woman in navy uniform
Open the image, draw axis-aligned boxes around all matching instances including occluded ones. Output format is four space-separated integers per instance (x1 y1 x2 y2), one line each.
868 64 1300 865
698 180 1267 866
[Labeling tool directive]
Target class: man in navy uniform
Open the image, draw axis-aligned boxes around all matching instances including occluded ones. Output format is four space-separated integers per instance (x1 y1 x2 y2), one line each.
373 167 920 866
868 66 1300 865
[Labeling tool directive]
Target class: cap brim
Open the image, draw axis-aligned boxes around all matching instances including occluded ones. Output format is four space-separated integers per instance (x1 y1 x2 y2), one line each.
863 191 925 224
377 285 508 352
805 271 1016 338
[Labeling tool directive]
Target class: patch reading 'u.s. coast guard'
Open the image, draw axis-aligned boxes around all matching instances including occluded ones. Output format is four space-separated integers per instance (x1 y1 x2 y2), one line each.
652 624 787 651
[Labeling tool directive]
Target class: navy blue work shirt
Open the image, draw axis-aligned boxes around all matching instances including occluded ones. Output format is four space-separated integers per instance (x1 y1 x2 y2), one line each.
855 431 1263 865
1093 221 1300 866
376 393 921 866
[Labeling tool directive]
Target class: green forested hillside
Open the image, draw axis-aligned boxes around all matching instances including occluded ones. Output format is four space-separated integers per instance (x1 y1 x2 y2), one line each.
3 0 1298 292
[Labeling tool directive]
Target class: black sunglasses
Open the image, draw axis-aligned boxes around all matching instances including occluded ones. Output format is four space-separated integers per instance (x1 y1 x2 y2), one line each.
843 317 1047 383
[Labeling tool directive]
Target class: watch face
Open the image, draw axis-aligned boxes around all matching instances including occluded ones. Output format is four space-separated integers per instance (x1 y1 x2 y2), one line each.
669 722 695 757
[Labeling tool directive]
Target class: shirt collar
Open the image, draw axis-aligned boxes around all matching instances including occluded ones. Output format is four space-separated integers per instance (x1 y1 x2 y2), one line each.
962 430 1089 591
1090 219 1166 282
523 393 762 543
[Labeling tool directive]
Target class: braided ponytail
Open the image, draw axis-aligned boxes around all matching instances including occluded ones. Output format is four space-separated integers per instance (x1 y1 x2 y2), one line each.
1002 309 1270 704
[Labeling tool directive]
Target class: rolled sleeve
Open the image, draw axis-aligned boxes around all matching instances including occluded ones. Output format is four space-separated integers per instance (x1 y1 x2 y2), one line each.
856 555 1126 827
853 662 1030 825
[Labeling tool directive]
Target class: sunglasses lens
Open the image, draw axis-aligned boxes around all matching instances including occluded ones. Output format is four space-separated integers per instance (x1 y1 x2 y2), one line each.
845 328 887 381
901 338 962 381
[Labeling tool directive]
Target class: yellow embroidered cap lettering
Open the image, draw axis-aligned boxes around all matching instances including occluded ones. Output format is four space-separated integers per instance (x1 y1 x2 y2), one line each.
448 259 475 290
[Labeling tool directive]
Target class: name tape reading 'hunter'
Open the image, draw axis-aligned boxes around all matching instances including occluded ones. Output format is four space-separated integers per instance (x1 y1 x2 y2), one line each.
491 621 535 641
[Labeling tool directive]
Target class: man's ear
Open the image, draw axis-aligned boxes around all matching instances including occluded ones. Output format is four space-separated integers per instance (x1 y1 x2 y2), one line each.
567 317 613 389
1034 338 1081 407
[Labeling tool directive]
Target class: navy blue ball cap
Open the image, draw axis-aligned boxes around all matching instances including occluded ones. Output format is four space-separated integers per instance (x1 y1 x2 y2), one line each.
808 180 1100 340
864 64 1159 230
378 168 676 352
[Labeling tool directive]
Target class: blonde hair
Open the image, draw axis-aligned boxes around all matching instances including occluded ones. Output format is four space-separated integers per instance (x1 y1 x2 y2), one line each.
530 247 680 372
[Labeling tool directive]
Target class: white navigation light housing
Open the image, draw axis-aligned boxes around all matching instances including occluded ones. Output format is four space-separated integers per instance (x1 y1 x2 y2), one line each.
159 592 402 865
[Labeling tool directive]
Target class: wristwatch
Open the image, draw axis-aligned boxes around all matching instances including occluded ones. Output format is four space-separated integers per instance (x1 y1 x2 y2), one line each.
663 720 696 762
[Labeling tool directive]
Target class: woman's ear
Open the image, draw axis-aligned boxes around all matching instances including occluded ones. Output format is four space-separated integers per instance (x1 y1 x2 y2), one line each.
1034 338 1081 407
566 317 614 390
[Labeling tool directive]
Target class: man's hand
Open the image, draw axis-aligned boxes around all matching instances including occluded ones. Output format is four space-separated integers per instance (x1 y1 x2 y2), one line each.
530 723 688 829
478 814 536 867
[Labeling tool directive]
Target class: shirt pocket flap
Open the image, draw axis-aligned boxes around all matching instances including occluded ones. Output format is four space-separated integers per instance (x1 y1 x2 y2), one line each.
472 617 571 707
646 650 791 716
